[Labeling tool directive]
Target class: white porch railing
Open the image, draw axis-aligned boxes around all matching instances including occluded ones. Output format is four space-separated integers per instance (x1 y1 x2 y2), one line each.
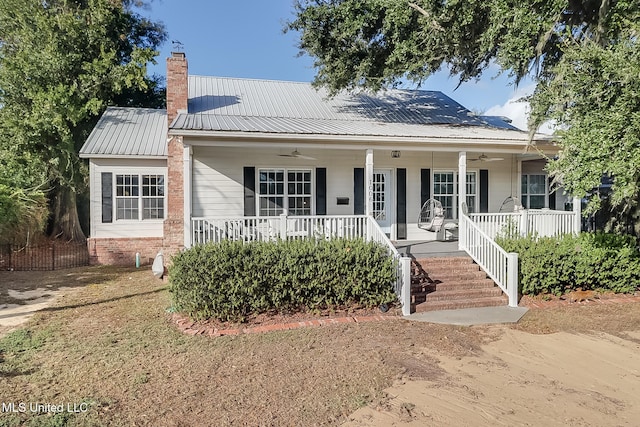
192 215 368 244
469 209 578 240
459 212 519 307
190 215 411 315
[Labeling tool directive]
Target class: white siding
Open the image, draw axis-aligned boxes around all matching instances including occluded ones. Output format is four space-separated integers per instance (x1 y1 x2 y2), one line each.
89 158 167 238
190 146 531 240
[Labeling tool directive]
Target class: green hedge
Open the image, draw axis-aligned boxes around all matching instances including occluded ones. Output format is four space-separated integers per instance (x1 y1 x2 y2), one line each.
169 238 397 321
496 232 640 296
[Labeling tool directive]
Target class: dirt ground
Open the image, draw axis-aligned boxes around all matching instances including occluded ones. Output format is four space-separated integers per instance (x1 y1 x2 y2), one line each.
2 267 640 426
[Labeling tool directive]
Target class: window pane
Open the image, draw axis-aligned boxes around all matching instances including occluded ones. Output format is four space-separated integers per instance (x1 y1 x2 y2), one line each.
529 195 545 209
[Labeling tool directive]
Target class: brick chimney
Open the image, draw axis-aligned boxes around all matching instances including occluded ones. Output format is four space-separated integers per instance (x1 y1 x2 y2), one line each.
163 52 189 252
166 51 188 124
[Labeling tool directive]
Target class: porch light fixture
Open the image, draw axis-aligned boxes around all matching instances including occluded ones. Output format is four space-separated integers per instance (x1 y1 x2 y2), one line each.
391 151 401 158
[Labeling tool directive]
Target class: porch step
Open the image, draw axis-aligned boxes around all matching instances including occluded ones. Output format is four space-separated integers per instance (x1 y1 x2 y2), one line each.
410 256 508 313
413 296 508 313
411 279 497 293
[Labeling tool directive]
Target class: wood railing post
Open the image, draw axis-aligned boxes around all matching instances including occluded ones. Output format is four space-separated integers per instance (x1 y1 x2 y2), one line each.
572 196 581 235
401 256 412 316
279 213 287 240
519 210 529 237
507 252 519 307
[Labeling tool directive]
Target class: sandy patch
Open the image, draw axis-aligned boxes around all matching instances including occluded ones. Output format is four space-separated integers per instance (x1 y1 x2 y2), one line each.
0 287 71 334
344 328 640 426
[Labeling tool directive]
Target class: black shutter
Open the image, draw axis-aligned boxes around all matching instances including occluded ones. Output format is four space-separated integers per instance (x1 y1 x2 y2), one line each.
316 168 327 215
396 168 407 240
548 176 556 210
354 168 364 215
243 167 256 216
420 169 431 206
480 169 489 213
101 172 113 223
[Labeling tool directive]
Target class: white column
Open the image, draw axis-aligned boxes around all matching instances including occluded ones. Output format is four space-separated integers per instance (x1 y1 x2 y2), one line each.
458 151 467 214
183 144 192 248
572 196 582 235
516 158 523 203
365 148 374 217
458 151 466 251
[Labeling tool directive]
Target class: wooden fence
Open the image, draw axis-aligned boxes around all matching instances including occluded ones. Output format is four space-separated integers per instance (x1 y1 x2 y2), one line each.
0 241 89 271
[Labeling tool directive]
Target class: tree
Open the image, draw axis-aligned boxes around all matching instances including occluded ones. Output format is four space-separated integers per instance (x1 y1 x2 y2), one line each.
0 0 166 242
529 28 640 233
287 0 640 227
0 149 48 245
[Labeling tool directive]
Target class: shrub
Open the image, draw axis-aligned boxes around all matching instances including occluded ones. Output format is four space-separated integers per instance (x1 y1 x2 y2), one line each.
496 232 640 296
169 238 397 322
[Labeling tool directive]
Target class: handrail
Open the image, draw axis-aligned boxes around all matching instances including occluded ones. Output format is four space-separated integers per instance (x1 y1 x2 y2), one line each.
366 217 411 316
460 211 519 307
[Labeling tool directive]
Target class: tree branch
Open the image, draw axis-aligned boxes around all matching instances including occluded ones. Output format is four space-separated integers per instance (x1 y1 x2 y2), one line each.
408 2 443 31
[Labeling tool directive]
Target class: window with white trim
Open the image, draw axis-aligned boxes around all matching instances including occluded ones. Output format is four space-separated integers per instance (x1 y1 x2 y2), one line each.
258 169 312 216
433 172 455 219
433 171 477 218
521 174 547 209
115 174 164 220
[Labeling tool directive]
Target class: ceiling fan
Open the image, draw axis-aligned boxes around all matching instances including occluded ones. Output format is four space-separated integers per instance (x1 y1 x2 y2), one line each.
278 149 316 160
469 153 504 162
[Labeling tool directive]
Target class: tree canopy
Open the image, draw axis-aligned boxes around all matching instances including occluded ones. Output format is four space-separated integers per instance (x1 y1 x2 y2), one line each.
287 0 640 231
0 0 166 241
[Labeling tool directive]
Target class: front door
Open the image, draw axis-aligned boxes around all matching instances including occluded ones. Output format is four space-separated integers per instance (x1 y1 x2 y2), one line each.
372 170 391 234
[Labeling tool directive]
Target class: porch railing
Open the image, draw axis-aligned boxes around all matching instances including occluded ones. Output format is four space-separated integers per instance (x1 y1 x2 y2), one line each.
192 215 368 244
469 209 578 240
459 211 519 307
191 215 411 315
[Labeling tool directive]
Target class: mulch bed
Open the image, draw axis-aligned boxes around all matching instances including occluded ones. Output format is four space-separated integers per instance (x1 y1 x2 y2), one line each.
520 291 640 309
171 305 401 337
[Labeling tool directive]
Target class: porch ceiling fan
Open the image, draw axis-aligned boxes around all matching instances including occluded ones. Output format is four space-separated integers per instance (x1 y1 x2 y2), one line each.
278 149 316 160
469 153 504 162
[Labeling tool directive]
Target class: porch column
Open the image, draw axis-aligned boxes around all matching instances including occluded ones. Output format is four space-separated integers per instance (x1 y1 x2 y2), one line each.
458 151 466 250
183 144 192 248
572 196 582 235
365 148 374 217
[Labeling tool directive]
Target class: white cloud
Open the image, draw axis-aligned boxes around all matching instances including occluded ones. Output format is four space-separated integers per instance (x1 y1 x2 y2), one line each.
484 84 554 134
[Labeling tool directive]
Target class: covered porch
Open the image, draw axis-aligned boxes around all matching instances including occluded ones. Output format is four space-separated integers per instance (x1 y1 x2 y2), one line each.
180 140 574 246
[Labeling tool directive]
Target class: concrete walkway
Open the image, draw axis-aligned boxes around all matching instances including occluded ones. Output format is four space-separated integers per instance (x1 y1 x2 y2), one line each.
405 306 529 326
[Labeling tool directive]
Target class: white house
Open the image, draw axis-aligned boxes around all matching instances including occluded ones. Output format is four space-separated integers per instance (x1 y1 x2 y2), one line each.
80 52 574 275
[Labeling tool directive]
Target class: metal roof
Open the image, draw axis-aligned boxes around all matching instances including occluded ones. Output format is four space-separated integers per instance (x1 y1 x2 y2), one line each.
80 107 167 158
171 76 523 138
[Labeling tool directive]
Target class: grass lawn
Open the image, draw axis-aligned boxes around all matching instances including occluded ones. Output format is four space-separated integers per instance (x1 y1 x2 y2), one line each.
0 267 486 426
1 266 640 426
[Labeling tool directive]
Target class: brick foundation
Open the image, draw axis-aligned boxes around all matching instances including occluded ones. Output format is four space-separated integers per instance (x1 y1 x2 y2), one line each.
88 237 167 266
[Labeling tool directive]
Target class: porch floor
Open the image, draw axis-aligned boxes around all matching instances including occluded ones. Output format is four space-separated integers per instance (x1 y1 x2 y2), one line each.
393 240 464 259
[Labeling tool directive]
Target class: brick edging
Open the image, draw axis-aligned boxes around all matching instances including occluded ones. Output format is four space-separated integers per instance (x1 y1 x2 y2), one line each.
521 293 640 309
171 313 399 337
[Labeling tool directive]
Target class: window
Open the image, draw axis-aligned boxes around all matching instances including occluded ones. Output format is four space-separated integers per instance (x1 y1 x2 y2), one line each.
258 169 312 216
142 175 165 219
433 171 477 218
116 175 139 219
465 172 477 214
522 174 547 209
287 170 312 215
115 174 164 220
433 172 455 218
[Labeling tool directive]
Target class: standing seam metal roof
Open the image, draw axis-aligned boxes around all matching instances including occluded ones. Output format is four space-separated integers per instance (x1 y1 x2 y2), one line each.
175 76 521 138
80 107 168 158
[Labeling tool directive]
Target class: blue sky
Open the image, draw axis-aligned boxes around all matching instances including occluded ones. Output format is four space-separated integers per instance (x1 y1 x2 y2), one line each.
142 0 534 128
